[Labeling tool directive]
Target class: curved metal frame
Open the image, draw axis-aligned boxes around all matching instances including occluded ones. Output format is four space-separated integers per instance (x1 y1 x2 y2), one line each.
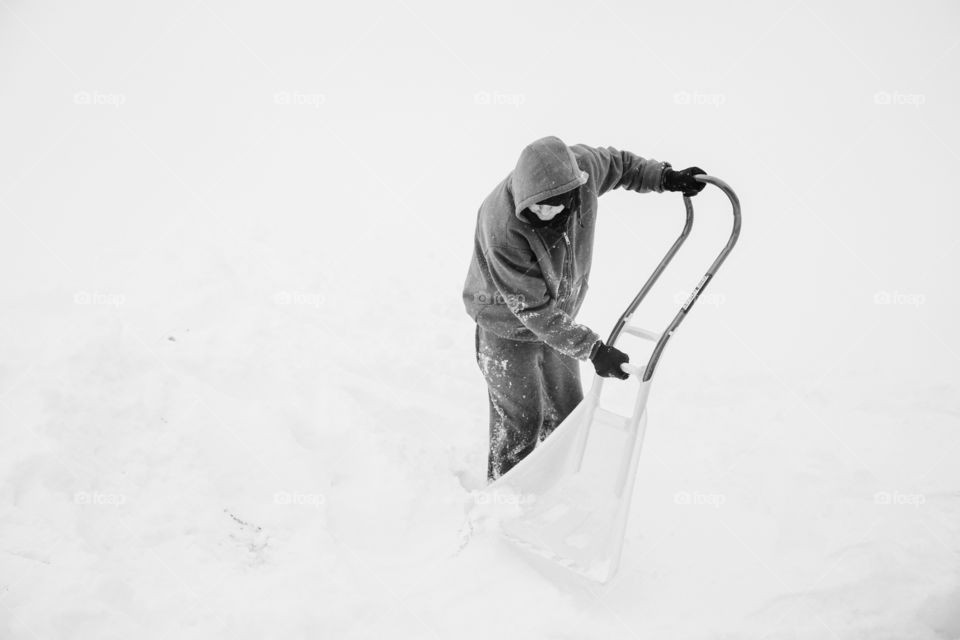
607 175 741 381
494 180 740 582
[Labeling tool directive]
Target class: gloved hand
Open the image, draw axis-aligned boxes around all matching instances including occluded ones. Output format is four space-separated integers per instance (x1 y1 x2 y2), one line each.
663 166 707 197
590 341 630 380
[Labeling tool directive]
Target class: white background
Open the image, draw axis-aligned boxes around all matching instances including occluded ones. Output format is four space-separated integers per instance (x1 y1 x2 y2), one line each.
1 1 958 638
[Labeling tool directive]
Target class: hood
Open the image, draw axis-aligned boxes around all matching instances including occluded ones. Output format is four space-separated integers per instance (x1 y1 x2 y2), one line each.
511 136 589 222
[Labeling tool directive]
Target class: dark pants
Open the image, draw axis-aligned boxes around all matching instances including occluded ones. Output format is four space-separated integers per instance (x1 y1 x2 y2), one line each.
475 325 584 482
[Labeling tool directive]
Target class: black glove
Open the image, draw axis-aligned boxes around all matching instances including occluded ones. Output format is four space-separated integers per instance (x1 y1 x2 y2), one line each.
590 341 630 380
663 166 707 197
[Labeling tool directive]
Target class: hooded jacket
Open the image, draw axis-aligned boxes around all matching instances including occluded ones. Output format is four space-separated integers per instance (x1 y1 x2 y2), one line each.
463 136 667 360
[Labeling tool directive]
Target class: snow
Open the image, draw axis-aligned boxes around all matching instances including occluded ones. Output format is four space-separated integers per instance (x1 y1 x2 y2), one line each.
2 222 957 638
2 1 959 638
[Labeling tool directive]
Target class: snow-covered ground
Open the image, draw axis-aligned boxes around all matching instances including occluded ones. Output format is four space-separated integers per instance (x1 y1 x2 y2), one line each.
2 1 959 638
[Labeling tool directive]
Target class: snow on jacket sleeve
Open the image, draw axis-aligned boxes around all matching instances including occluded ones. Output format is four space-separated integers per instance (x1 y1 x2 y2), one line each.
573 144 667 197
482 241 600 361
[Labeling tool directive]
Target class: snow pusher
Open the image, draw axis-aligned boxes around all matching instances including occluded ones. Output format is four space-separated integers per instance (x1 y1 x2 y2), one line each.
477 175 741 583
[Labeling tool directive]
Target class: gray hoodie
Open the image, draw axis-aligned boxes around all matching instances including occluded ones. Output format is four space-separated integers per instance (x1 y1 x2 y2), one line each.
462 136 667 360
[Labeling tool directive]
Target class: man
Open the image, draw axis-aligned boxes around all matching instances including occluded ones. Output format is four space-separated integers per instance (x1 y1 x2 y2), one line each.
463 135 706 482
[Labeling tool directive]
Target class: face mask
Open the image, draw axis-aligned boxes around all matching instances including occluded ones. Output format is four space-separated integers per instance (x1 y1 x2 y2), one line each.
523 189 578 227
522 207 572 229
528 202 566 221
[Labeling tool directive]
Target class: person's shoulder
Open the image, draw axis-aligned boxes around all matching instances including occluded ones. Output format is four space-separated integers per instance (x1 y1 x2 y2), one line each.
569 143 603 174
569 143 599 159
567 145 602 195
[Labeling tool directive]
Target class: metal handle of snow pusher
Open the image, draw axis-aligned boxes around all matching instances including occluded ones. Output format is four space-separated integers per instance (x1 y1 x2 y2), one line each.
609 175 741 382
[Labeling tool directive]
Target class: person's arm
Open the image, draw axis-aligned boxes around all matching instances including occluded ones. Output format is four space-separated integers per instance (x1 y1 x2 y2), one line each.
572 144 708 198
571 144 668 196
481 241 600 361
